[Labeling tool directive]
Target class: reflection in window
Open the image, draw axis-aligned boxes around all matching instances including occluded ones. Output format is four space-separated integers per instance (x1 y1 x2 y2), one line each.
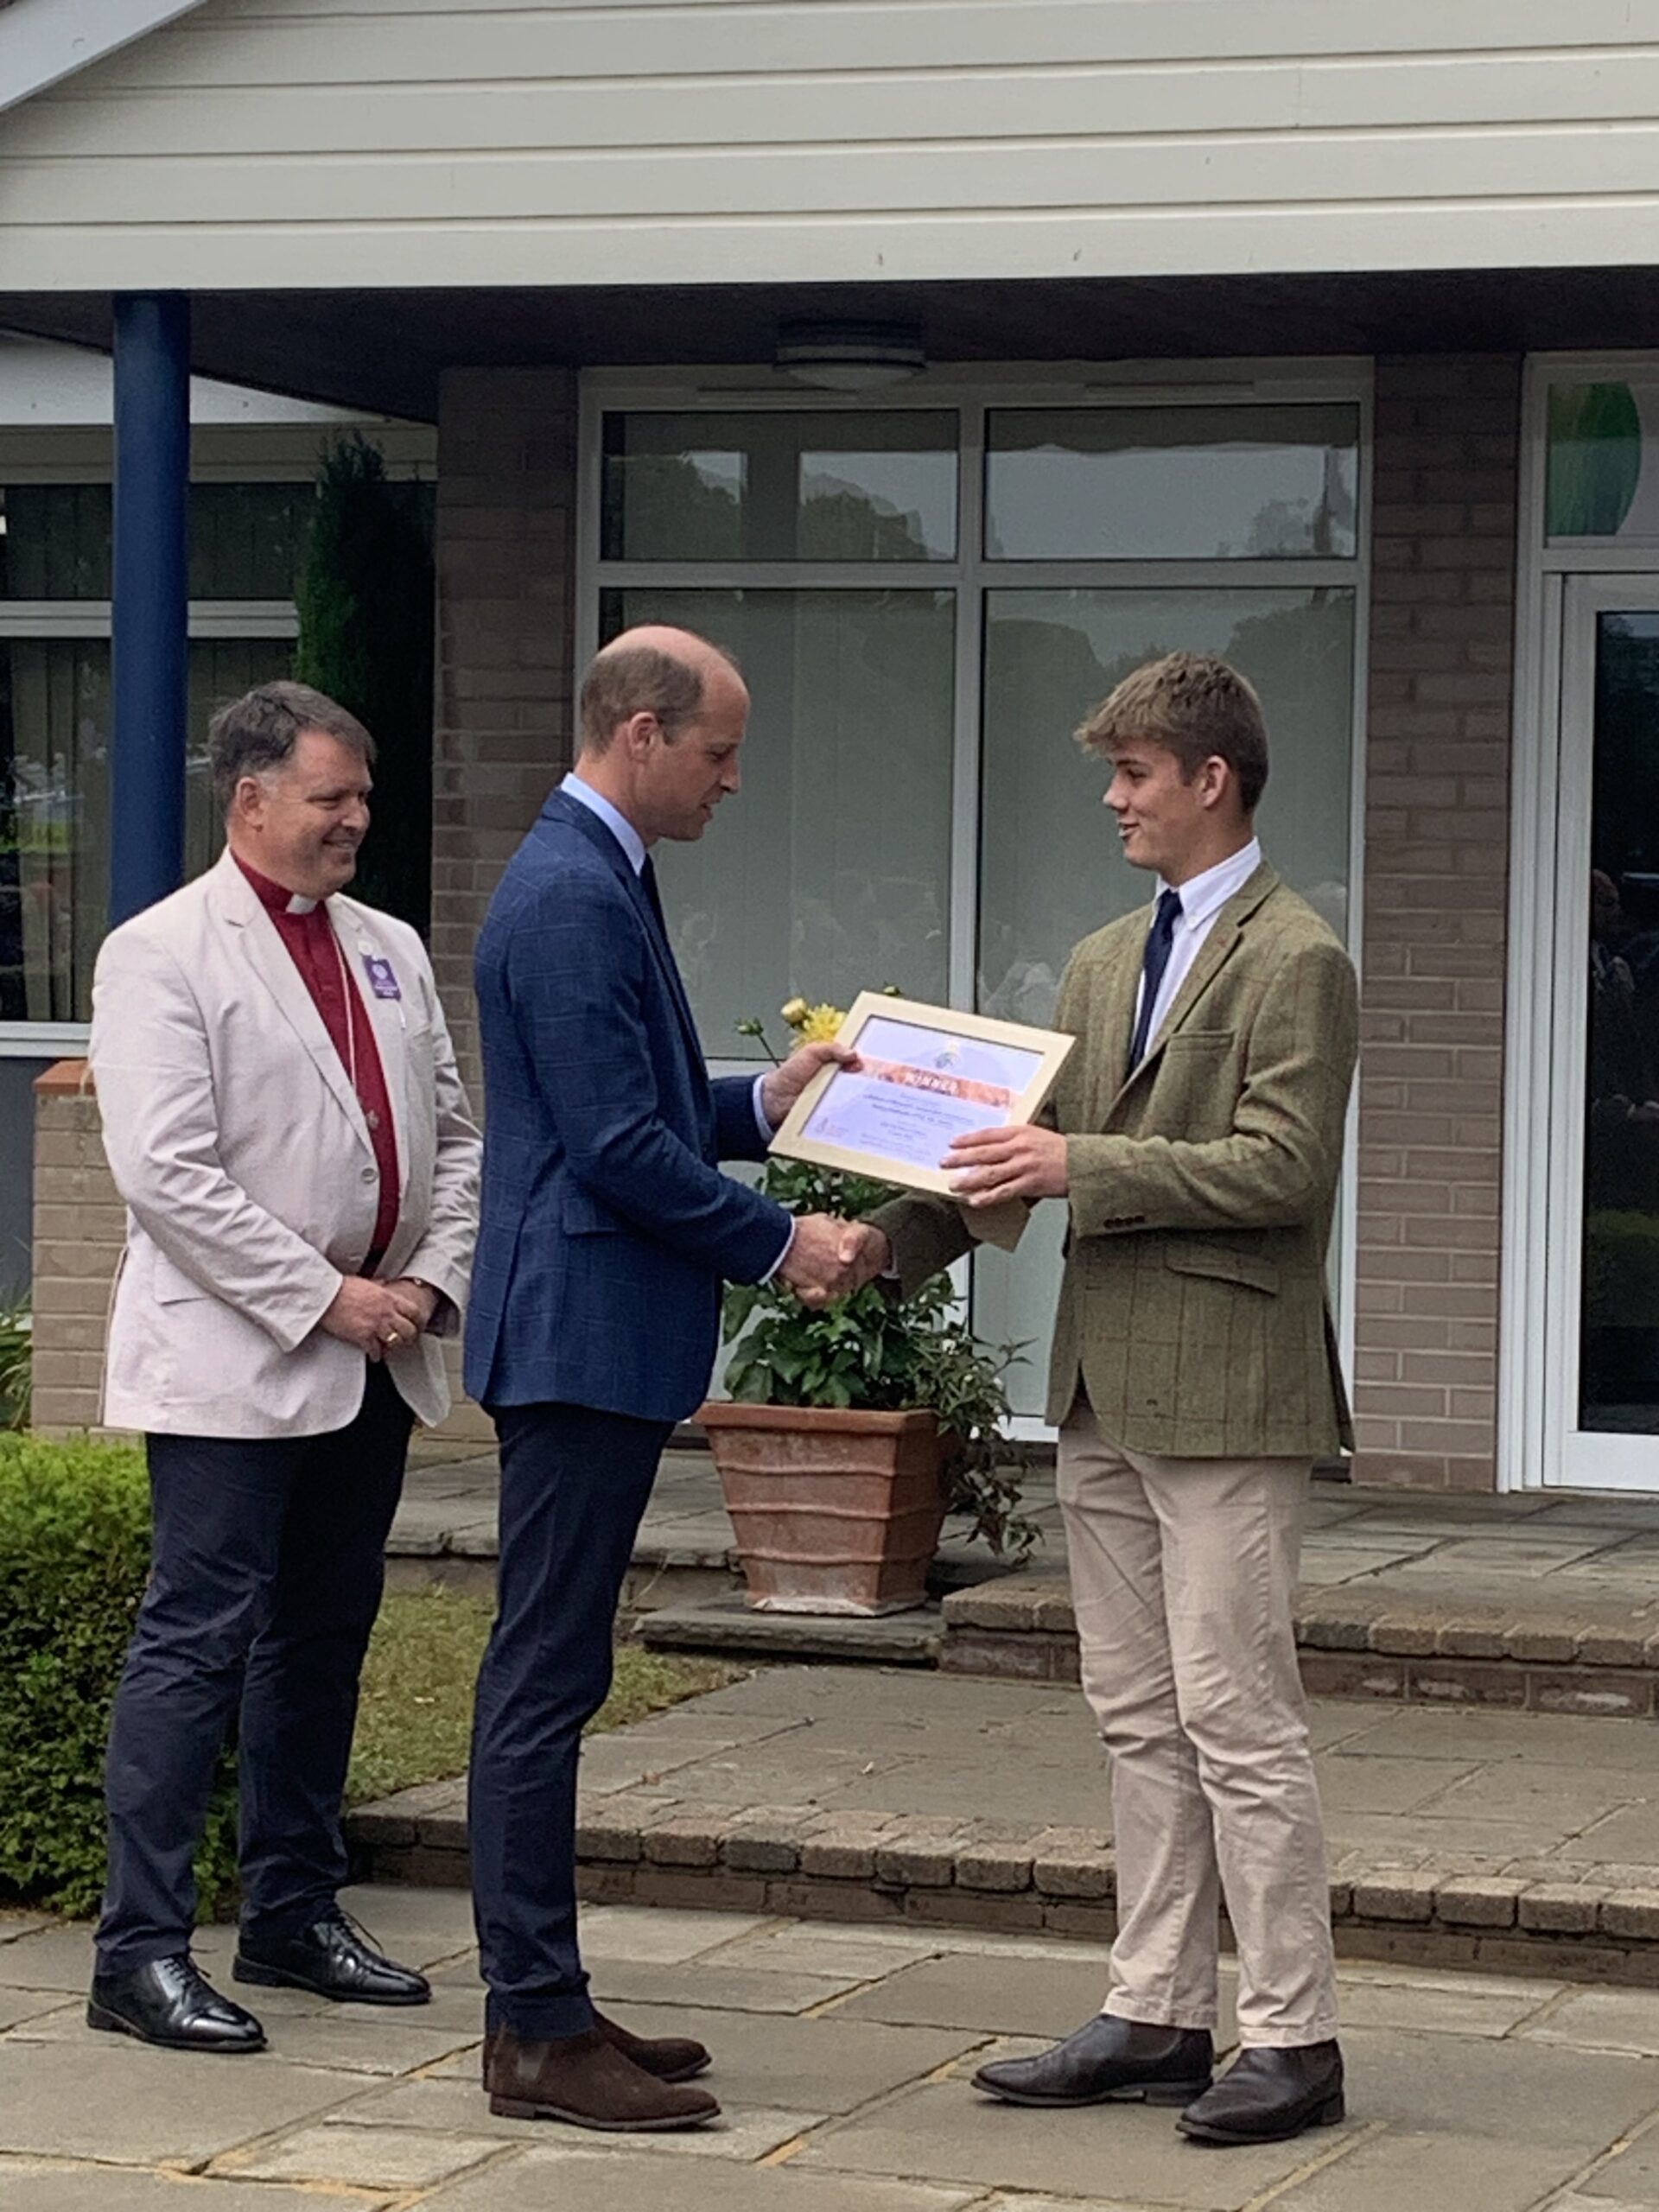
599 586 955 1050
0 637 292 1020
985 405 1359 563
0 483 322 600
601 412 957 563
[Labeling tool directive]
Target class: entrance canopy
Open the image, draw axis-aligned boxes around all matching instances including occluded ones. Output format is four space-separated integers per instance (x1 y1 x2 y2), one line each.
10 269 1659 419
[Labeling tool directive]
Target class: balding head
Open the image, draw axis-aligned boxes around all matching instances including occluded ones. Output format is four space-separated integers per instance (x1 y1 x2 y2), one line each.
579 626 745 758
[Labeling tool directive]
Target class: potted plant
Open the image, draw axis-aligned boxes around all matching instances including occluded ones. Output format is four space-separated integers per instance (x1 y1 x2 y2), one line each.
698 999 1035 1616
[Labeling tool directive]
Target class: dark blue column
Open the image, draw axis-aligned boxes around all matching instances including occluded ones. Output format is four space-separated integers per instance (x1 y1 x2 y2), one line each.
110 293 190 926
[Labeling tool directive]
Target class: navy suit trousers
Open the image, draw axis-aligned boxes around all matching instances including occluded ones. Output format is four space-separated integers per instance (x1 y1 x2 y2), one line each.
96 1363 412 1975
468 1401 672 2039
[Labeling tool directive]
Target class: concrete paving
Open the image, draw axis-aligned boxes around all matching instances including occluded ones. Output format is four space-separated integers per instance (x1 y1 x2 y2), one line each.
13 1890 1659 2209
392 1449 1659 1617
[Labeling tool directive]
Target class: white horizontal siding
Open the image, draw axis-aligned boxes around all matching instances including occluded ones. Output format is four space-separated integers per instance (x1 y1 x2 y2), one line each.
6 0 1659 289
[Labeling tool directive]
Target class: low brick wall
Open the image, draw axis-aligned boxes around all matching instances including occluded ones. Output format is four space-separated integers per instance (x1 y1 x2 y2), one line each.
940 1571 1659 1716
30 1060 122 1433
347 1787 1659 1987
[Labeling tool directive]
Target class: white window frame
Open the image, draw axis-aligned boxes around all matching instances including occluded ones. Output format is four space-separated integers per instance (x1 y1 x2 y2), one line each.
578 359 1373 1432
1503 351 1659 1489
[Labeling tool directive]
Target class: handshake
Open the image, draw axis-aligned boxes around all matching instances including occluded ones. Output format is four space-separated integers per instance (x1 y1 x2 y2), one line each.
776 1215 892 1311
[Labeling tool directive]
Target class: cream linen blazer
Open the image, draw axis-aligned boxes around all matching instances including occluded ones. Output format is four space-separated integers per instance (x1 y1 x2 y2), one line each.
89 849 480 1438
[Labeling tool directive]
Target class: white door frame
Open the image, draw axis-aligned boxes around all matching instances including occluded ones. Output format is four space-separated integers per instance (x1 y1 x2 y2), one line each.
1503 353 1659 1490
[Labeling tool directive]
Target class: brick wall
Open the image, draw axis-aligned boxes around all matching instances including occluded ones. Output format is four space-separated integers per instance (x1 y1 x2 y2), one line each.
426 367 582 1436
30 1063 123 1433
1350 356 1522 1491
430 366 580 1102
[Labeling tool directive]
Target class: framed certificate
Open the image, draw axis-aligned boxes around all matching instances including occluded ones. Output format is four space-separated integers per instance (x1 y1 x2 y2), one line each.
769 992 1075 1198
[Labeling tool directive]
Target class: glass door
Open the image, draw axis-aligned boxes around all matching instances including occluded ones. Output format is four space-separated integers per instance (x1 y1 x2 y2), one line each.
1547 576 1659 1486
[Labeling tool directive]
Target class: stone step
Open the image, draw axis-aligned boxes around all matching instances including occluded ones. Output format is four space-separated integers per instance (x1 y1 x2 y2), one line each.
944 1566 1659 1718
639 1592 943 1666
347 1781 1659 1989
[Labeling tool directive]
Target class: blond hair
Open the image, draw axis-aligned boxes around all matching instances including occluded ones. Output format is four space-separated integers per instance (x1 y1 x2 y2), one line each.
1076 652 1268 813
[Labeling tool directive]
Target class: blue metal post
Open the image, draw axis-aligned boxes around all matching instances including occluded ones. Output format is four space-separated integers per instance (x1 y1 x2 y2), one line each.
110 292 190 926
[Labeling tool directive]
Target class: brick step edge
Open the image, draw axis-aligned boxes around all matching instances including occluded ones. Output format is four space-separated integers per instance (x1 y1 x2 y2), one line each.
346 1795 1659 1987
944 1586 1659 1716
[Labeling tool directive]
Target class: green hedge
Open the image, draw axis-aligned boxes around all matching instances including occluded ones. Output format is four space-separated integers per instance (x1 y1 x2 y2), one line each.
0 1435 238 1916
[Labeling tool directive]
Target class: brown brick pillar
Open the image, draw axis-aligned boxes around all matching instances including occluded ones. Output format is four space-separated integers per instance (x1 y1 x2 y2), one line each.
1350 356 1521 1491
30 1061 124 1433
428 367 580 1440
430 366 580 1105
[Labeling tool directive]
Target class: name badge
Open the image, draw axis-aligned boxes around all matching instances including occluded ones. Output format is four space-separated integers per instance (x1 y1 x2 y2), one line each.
362 953 401 1001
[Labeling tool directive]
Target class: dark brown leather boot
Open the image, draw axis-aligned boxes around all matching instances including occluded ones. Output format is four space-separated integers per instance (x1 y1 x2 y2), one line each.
483 2016 713 2088
486 2024 720 2131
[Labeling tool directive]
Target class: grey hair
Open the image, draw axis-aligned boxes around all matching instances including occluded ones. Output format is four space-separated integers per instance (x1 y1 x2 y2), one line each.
208 681 376 814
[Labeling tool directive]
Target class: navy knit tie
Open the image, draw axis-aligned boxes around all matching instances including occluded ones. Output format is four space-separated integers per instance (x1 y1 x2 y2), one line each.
1128 889 1183 1070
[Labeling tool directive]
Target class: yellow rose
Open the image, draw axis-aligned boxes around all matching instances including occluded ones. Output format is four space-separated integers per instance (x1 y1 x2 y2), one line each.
779 996 809 1027
798 1003 846 1044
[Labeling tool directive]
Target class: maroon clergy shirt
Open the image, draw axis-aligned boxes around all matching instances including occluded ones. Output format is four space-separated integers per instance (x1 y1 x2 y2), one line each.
234 854 401 1272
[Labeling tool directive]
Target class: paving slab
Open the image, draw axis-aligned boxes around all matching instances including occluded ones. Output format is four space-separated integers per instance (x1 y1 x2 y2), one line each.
830 1951 1116 2038
0 1988 75 2031
1266 2126 1596 2212
417 2148 981 2211
1333 2026 1659 2148
326 2075 824 2158
0 2171 385 2212
792 2079 1348 2209
0 2037 359 2164
1557 2125 1659 2202
215 2120 505 2189
574 1955 874 2014
571 2003 985 2113
1523 1988 1659 2056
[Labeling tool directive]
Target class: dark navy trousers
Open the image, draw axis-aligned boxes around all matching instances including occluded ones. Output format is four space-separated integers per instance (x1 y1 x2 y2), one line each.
468 1401 672 2039
96 1362 412 1976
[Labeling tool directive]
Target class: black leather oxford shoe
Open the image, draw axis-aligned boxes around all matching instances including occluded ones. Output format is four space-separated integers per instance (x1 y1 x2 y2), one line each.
87 1955 266 2054
1178 2041 1345 2145
972 2013 1214 2107
233 1907 430 2006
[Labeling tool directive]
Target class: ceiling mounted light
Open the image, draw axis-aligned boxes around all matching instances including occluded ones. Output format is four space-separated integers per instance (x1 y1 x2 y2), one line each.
774 320 926 392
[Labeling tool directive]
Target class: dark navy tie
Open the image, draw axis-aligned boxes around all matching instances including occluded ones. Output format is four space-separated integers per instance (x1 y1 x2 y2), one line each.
639 855 670 942
1128 888 1183 1070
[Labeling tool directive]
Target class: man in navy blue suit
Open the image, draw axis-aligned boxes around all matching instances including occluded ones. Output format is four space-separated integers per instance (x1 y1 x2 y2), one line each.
466 626 889 2132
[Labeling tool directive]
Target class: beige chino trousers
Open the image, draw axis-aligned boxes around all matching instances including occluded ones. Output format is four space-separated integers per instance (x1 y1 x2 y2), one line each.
1058 1399 1339 2049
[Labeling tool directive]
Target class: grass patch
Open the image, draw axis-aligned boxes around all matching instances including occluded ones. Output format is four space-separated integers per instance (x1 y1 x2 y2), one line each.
346 1586 740 1807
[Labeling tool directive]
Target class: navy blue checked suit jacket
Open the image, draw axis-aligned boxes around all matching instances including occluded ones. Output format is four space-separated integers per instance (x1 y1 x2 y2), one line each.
464 789 791 1422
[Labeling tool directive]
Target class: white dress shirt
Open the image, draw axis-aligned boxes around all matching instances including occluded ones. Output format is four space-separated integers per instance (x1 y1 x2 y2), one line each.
562 773 790 1276
1132 836 1263 1057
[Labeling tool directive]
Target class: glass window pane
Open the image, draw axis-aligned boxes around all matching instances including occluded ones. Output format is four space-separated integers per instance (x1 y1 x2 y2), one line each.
0 637 292 1021
0 483 318 600
1541 380 1659 543
1580 611 1659 1430
984 405 1359 562
973 586 1356 1411
601 412 957 562
600 588 956 1054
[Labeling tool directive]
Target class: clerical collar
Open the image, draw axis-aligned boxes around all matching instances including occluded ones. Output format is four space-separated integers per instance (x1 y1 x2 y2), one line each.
234 852 323 917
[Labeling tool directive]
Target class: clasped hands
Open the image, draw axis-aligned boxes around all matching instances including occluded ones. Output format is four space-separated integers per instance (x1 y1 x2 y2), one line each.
761 1037 888 1309
320 1274 439 1359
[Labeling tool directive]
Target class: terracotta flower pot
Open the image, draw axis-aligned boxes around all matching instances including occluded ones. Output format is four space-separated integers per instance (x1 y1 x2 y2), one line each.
697 1400 951 1616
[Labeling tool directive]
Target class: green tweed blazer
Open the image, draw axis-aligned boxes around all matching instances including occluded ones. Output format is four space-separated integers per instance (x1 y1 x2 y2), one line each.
873 863 1359 1459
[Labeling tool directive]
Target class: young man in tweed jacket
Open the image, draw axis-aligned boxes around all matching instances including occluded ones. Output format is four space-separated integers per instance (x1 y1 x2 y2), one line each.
872 652 1359 2147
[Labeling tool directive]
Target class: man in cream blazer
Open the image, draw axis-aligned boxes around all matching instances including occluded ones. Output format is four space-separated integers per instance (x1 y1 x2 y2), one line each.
871 654 1358 2150
86 682 480 2057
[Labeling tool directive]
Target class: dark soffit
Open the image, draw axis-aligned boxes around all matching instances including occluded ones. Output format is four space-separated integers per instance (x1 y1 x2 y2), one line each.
3 266 1658 422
